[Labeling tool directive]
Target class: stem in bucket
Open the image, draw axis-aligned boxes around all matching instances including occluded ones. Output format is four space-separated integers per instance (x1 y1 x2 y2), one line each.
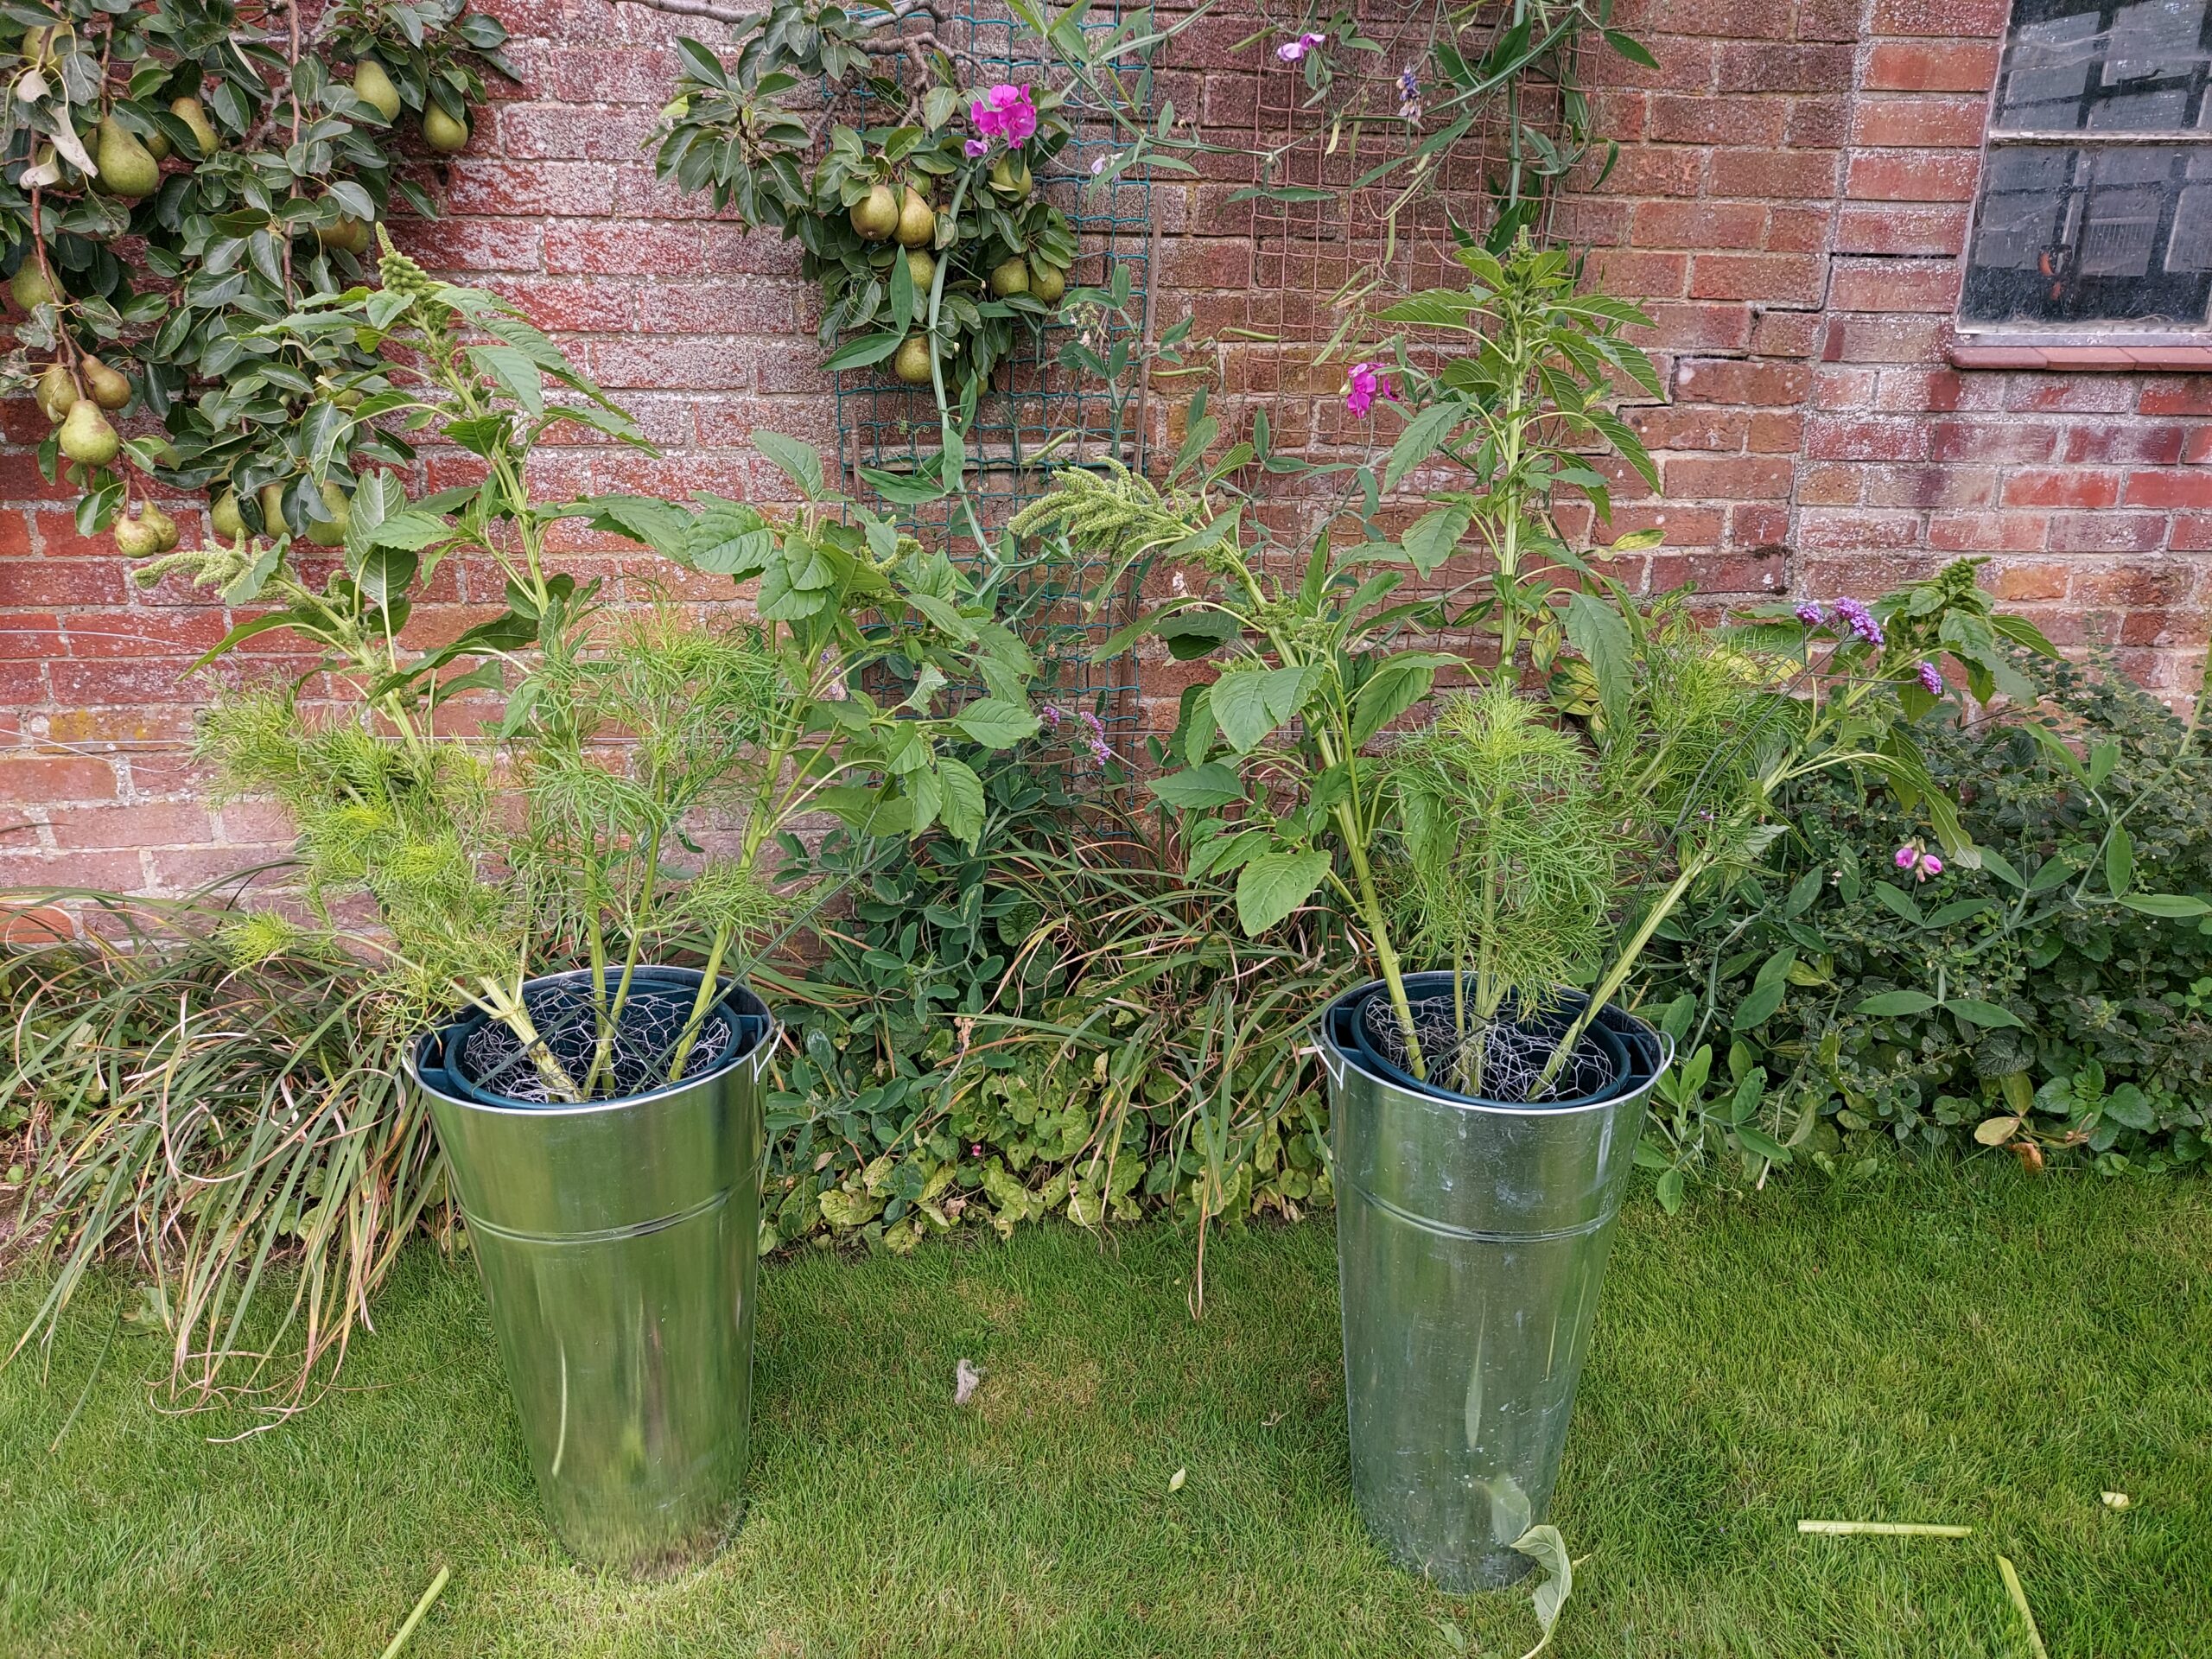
477 976 587 1103
666 920 734 1083
1535 858 1704 1095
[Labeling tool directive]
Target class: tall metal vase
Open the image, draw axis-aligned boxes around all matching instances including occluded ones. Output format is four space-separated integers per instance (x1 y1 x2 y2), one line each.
1318 977 1669 1589
407 975 775 1574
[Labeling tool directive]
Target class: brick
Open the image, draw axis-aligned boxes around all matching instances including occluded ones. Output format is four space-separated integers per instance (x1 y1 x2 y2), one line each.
1806 416 1930 461
1929 420 2059 463
1871 0 2010 35
1662 454 1795 499
1834 204 1971 257
2126 470 2212 509
47 802 213 849
2002 469 2124 510
1630 200 1769 249
1828 259 1961 315
0 753 117 802
1715 42 1854 94
2046 512 2169 554
1646 94 1788 146
1851 96 1991 149
2064 424 2187 465
1929 512 2050 552
1674 357 1812 405
1690 251 1823 304
546 221 703 276
1709 147 1840 199
1865 41 2002 92
1847 152 1979 202
2071 560 2198 607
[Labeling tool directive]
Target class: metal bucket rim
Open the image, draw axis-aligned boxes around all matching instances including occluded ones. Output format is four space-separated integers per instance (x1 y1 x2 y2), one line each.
1316 976 1673 1118
406 968 779 1119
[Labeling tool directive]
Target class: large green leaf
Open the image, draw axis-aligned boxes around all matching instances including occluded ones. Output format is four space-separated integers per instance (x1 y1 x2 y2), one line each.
1211 664 1315 753
1855 989 1936 1017
1235 849 1331 935
1564 591 1633 735
954 697 1041 748
936 756 985 849
752 429 824 499
1147 762 1248 810
1399 504 1470 577
1382 400 1466 491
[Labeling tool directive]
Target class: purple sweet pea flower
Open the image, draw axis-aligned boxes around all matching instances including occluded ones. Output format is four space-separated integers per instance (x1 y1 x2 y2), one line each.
1919 853 1943 879
1277 30 1325 61
964 137 989 158
970 83 1037 146
1896 844 1919 871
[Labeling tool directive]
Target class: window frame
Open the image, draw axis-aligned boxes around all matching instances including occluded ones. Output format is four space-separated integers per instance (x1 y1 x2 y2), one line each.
1955 0 2212 352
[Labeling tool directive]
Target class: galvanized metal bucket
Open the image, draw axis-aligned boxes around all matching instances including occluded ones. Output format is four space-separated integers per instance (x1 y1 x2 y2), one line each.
1317 975 1670 1590
406 969 776 1573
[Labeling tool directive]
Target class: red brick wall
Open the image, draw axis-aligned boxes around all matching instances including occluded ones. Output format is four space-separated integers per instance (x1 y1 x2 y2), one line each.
3 0 2208 895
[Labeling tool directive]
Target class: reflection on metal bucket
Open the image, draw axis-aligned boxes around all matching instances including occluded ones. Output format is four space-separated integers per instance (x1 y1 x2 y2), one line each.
1318 977 1669 1590
407 973 776 1574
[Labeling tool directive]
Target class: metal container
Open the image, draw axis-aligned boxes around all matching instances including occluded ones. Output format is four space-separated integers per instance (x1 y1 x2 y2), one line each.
1318 976 1669 1590
406 973 776 1573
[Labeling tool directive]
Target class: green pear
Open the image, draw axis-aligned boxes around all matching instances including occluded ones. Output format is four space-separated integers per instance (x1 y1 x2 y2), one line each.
317 213 370 255
112 507 162 558
57 398 119 466
988 257 1029 298
849 183 899 242
306 481 351 546
905 247 937 294
80 353 130 410
1030 263 1066 305
893 334 933 385
168 96 219 158
258 481 289 535
210 489 244 539
140 500 179 552
10 263 56 312
422 105 469 154
894 188 937 250
34 362 77 423
353 58 403 122
988 155 1031 200
142 124 171 162
92 116 161 200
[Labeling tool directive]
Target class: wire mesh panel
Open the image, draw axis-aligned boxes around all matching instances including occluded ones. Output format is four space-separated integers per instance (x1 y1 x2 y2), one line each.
832 0 1154 746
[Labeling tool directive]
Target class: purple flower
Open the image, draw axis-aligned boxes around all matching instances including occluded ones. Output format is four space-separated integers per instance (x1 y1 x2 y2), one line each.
1345 360 1399 417
1916 659 1945 696
970 83 1037 147
1834 595 1885 647
1277 30 1325 61
1396 64 1421 124
1794 600 1825 627
1896 841 1944 881
1919 853 1943 879
1896 844 1919 871
964 137 989 158
1039 704 1063 729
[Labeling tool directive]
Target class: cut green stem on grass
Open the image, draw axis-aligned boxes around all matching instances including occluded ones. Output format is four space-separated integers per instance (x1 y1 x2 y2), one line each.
1996 1554 2051 1659
376 1565 450 1659
1796 1520 1974 1537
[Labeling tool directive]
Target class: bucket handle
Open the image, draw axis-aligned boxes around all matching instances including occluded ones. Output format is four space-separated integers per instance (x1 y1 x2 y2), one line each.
747 1017 780 1083
1306 1039 1347 1092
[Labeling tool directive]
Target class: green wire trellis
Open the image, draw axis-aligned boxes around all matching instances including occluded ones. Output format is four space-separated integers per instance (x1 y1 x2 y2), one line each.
833 0 1155 746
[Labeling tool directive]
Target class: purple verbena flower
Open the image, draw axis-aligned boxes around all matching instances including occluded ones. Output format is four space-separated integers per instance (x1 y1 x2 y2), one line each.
1916 659 1945 696
1834 595 1885 647
1794 600 1825 627
1039 704 1063 729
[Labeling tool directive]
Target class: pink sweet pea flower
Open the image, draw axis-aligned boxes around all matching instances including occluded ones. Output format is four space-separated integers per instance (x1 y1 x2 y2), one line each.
1344 360 1399 417
1278 31 1325 61
971 83 1037 147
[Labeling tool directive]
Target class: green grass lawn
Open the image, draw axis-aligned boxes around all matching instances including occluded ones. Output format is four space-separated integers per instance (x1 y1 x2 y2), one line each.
2 1166 2207 1657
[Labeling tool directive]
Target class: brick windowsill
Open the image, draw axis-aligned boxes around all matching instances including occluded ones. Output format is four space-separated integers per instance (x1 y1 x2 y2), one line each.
1947 340 2212 372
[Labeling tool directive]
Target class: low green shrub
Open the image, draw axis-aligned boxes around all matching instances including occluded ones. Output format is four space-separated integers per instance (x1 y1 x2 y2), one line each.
1643 650 2212 1198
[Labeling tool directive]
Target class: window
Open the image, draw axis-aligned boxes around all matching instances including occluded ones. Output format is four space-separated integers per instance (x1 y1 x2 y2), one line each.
1962 0 2212 328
